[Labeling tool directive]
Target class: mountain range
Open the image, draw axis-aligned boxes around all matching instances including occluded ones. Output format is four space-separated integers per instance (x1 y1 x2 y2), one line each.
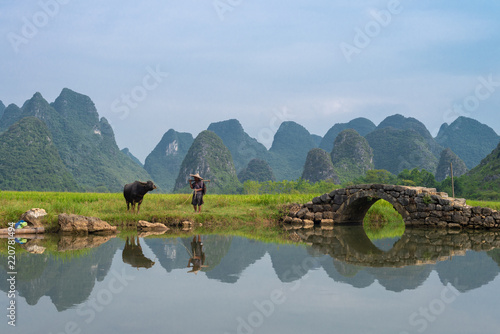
0 89 151 192
0 88 499 196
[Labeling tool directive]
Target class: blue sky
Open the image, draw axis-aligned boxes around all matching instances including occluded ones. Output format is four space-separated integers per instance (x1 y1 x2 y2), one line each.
1 0 499 161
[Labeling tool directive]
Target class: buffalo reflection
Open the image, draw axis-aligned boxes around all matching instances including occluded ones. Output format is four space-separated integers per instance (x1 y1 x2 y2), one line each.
122 236 155 269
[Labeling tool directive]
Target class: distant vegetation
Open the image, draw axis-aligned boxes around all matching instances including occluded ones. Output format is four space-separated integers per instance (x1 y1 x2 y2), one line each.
0 117 79 192
241 179 340 195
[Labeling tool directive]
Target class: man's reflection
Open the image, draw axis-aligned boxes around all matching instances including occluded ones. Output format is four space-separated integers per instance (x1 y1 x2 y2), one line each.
122 236 155 269
187 235 207 274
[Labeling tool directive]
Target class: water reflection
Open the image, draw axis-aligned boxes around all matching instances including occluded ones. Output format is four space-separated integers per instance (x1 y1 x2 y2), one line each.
0 228 499 313
186 235 208 274
296 226 500 267
122 236 155 269
0 237 120 311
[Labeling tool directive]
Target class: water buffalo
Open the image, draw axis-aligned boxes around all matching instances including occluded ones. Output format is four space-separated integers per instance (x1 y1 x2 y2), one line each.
123 180 157 213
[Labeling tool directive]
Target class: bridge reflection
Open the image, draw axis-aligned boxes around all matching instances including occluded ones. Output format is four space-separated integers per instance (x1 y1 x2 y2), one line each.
295 226 500 267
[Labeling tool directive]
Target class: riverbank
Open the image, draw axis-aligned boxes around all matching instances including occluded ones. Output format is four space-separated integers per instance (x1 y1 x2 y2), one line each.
1 190 499 235
0 191 316 230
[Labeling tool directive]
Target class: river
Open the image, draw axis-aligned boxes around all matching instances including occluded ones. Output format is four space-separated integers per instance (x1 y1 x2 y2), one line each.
1 226 499 334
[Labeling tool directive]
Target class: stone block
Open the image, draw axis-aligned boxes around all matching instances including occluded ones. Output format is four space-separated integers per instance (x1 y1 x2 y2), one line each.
320 193 331 203
438 198 451 206
451 214 467 224
472 207 482 214
485 216 495 227
463 207 472 217
471 216 483 225
304 212 315 221
437 222 448 228
296 207 309 219
425 217 440 225
302 220 314 228
322 211 334 220
407 203 417 212
312 196 322 204
398 196 410 206
389 191 400 198
394 185 406 192
405 188 418 196
314 212 323 221
419 212 429 219
417 203 427 211
333 195 345 205
430 211 443 218
313 205 323 213
482 207 493 216
320 219 334 226
323 204 332 212
283 216 293 224
335 188 346 195
348 188 360 195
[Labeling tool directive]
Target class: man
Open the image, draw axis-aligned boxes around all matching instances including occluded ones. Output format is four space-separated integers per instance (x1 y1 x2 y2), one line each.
189 173 206 213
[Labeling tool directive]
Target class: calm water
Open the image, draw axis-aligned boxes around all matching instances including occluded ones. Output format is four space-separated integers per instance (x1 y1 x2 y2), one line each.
1 227 500 334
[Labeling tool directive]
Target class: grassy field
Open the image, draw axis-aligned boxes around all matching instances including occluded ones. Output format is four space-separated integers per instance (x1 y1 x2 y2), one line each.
1 190 498 238
0 191 315 231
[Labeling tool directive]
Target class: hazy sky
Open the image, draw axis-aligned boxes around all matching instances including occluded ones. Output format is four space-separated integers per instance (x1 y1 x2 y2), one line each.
1 0 500 162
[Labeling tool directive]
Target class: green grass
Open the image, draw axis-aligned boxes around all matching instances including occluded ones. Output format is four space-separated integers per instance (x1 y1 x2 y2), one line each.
0 191 317 231
467 200 500 211
363 200 406 240
2 191 498 241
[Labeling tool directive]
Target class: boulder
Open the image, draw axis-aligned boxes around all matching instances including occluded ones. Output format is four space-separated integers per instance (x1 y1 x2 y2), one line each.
137 220 169 231
181 221 193 227
58 213 117 234
20 208 47 227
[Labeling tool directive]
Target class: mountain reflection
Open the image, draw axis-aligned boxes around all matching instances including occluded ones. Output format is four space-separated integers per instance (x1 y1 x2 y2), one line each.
1 227 500 312
0 237 121 311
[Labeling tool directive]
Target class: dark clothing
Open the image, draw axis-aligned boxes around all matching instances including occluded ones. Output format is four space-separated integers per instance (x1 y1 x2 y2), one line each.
192 192 204 206
191 180 205 206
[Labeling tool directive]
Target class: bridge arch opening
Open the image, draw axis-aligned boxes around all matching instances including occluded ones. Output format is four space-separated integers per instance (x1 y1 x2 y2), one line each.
336 189 410 225
363 199 406 248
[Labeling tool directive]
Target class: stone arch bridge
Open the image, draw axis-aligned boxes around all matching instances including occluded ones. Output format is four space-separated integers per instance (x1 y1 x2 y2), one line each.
284 184 500 229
